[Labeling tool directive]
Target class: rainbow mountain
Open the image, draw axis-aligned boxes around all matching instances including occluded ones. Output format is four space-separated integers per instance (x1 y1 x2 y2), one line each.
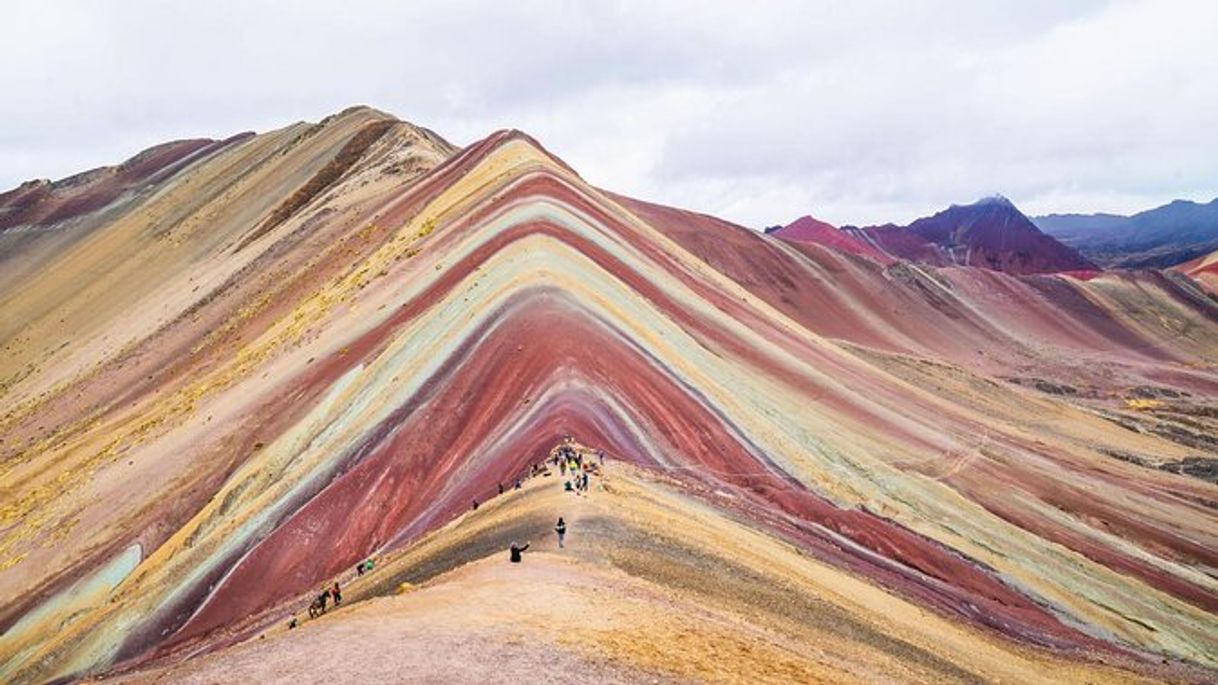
1 106 1217 683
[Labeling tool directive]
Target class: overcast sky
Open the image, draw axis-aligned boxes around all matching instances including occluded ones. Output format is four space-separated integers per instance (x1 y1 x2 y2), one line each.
3 0 1217 227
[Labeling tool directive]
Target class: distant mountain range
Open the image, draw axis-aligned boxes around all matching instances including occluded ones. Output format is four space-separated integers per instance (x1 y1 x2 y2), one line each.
772 196 1098 275
1034 197 1218 269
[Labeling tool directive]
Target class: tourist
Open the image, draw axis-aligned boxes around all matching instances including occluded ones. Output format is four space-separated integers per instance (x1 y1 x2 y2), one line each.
509 541 530 563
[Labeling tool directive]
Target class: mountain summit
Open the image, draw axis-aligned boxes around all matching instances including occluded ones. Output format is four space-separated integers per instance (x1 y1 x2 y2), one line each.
835 197 1098 274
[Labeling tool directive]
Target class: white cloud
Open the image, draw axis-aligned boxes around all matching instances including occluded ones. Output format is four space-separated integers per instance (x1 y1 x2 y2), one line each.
1 0 1215 228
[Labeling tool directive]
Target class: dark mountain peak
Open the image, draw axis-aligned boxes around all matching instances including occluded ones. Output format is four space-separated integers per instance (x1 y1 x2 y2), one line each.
909 195 1036 245
834 195 1096 275
930 195 1027 226
967 194 1016 209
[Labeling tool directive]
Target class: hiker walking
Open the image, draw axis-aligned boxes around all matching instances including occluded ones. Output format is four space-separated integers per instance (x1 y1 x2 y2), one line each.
555 517 567 548
332 581 342 606
509 541 530 563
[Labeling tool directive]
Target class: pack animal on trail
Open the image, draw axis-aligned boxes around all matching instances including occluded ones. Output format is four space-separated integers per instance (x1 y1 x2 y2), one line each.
308 589 332 618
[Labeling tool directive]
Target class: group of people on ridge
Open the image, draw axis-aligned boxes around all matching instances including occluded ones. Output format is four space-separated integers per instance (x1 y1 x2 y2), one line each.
289 557 374 629
289 439 609 630
511 437 607 563
556 439 602 495
305 581 343 619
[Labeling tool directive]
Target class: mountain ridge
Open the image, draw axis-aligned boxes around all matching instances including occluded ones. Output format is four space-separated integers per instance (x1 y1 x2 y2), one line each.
1035 197 1218 268
1 107 1217 683
774 197 1099 275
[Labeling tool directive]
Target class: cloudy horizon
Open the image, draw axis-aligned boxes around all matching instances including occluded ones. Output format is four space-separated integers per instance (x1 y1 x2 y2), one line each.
3 0 1217 228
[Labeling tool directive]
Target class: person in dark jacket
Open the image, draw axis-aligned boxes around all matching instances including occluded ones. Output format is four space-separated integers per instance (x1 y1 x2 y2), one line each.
509 541 530 562
555 517 567 548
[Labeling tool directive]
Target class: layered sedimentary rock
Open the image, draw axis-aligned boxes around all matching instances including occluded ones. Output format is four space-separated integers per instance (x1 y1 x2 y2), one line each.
1176 248 1218 294
1 108 1217 683
769 215 895 265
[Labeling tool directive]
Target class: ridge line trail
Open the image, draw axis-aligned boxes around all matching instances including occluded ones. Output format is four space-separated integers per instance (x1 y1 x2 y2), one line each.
283 457 605 631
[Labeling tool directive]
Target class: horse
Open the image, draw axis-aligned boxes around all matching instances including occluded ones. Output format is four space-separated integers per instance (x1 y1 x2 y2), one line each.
307 589 331 618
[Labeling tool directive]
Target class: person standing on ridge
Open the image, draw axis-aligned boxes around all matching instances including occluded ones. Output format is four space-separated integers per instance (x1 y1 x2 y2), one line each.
509 541 530 563
332 581 342 606
555 517 567 548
